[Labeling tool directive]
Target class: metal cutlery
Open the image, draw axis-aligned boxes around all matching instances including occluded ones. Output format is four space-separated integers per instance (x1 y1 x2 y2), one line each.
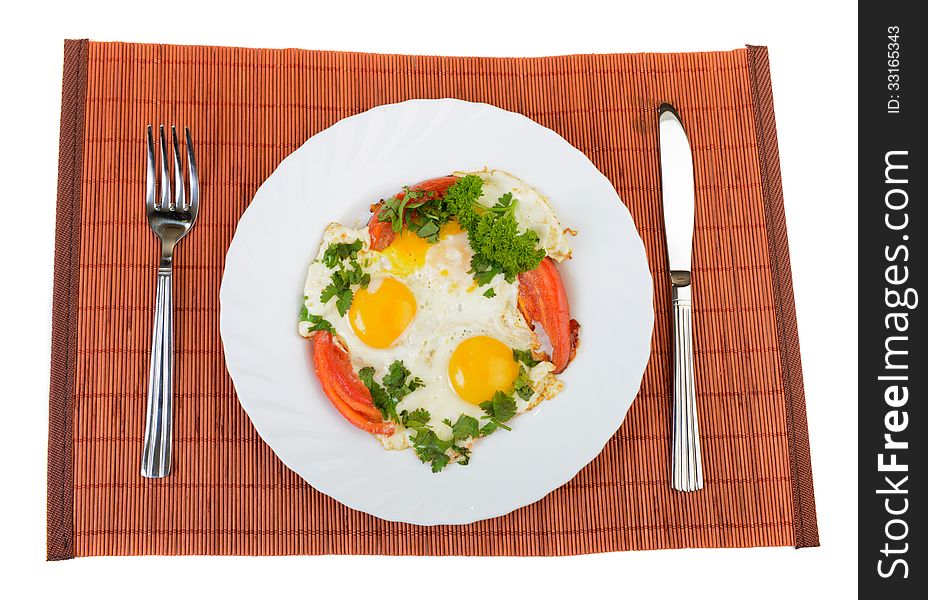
658 104 704 492
141 125 199 478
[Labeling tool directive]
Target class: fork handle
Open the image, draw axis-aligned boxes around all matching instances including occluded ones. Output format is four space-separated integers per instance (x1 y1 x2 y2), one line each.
142 266 173 478
671 284 703 492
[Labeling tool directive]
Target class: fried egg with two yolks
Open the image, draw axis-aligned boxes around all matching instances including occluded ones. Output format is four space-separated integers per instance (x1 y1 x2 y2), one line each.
299 170 570 454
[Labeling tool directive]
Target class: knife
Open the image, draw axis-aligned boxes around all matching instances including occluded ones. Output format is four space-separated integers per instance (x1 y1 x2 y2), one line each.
658 103 704 492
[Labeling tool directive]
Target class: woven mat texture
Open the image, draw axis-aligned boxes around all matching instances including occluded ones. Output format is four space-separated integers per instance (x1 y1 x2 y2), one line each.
47 40 818 558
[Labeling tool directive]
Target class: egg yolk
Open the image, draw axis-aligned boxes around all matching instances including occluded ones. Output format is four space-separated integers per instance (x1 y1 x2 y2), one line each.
382 229 430 277
349 278 416 348
381 220 465 277
441 220 463 237
448 336 520 405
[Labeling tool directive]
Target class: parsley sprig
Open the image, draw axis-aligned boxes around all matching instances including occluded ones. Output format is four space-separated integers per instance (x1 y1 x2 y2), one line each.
488 192 517 219
467 198 546 286
298 299 336 334
318 240 371 316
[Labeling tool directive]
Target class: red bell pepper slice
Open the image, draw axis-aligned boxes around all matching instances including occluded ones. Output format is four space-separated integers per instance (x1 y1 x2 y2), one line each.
311 331 395 435
517 257 580 373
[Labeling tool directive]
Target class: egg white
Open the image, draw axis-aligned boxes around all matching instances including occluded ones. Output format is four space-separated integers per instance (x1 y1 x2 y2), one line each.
300 170 570 459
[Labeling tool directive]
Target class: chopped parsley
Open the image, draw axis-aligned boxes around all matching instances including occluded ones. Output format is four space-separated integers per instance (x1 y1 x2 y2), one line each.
513 367 533 401
509 349 540 402
389 383 518 473
298 300 335 334
393 392 522 472
400 407 431 428
479 391 517 428
375 175 546 281
398 352 526 472
358 367 392 420
407 413 479 471
390 176 483 243
445 414 481 441
414 220 440 241
382 361 425 400
358 361 424 422
513 348 541 367
377 186 438 241
410 428 456 472
482 288 496 298
318 240 370 317
322 239 363 268
361 363 486 473
479 420 499 437
398 409 455 472
355 362 476 473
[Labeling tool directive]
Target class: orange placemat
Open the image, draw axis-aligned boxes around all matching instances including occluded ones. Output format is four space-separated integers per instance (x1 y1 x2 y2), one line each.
48 40 818 559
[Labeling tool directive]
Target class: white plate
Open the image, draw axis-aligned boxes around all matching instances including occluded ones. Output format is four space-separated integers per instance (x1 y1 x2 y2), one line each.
220 99 653 525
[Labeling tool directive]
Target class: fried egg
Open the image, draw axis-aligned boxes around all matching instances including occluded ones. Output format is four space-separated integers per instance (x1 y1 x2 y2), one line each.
299 170 571 460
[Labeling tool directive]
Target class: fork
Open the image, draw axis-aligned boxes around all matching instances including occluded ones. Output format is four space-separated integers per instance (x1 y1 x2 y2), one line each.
141 125 199 478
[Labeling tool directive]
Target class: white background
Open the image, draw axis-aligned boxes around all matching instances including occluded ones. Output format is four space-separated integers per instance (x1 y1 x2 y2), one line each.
0 1 857 598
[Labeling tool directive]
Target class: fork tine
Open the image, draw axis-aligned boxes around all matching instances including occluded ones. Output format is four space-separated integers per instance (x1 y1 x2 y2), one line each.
185 127 199 217
158 125 172 210
146 126 156 213
171 126 186 210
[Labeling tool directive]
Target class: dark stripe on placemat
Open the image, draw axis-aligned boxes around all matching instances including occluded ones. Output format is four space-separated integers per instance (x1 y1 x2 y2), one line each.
747 45 820 548
47 38 88 561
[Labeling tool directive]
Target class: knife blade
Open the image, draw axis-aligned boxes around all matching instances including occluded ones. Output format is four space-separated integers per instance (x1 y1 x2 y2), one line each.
659 105 695 282
658 103 704 492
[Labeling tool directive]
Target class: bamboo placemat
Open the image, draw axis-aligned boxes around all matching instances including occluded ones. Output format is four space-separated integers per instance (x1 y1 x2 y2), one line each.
48 40 818 559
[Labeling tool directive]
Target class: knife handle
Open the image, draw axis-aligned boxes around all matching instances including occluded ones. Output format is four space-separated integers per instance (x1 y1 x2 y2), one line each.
671 284 704 492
